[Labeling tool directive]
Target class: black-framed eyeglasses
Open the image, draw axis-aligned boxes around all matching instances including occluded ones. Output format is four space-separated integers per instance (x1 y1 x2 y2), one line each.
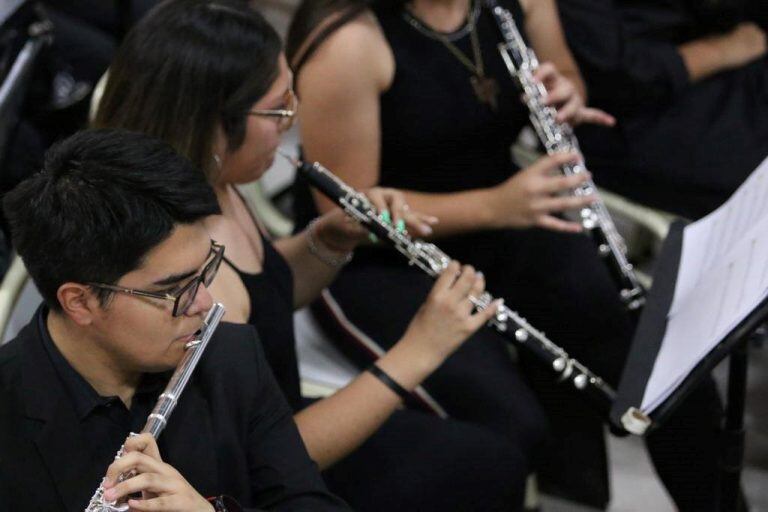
248 86 298 131
87 242 225 317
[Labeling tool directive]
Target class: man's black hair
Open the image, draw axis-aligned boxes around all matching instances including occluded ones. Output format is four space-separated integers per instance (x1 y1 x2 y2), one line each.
3 129 221 310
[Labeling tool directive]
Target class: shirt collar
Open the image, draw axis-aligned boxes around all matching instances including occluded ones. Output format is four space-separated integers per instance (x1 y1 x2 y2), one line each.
38 307 168 420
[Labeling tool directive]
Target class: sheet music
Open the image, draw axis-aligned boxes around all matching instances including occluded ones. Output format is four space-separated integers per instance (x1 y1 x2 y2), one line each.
671 156 768 312
642 155 768 412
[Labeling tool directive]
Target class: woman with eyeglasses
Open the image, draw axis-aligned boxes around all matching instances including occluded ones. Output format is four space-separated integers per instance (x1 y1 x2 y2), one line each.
94 1 544 510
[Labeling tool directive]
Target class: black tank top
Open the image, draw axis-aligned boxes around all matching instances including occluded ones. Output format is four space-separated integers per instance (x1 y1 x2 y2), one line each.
223 235 302 411
373 0 529 193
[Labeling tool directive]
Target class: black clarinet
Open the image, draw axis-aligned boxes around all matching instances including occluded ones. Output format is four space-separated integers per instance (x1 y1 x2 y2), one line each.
484 0 646 311
292 156 616 408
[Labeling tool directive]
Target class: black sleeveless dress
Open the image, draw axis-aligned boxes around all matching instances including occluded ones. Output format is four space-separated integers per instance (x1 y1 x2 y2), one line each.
292 0 725 509
223 232 534 511
223 239 303 411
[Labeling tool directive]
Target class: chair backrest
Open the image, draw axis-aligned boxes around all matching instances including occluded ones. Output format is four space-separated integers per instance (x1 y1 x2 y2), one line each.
0 255 42 344
88 71 109 122
236 181 294 238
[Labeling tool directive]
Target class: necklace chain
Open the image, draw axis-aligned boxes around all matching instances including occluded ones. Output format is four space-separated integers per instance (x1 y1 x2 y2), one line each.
402 1 485 76
402 1 499 111
402 1 481 42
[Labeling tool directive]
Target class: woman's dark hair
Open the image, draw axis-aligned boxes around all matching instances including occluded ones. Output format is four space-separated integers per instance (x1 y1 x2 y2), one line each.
93 0 282 181
3 129 221 310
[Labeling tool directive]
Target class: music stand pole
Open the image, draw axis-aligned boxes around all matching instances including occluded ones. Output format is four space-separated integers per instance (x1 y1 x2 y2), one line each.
720 339 749 511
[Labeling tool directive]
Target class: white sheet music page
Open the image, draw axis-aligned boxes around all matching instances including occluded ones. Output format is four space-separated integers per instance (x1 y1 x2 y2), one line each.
642 155 768 412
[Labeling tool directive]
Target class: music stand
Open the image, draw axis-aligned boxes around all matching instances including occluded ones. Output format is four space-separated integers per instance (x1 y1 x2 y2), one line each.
611 219 767 511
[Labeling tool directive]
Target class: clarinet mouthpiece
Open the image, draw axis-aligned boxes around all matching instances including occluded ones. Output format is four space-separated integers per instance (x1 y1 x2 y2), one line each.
276 149 301 168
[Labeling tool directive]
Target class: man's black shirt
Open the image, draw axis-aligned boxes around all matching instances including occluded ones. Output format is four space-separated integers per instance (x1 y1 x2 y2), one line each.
39 309 163 465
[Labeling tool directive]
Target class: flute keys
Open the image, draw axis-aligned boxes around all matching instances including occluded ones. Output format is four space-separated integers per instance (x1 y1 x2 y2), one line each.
552 357 566 372
514 328 528 341
574 374 588 389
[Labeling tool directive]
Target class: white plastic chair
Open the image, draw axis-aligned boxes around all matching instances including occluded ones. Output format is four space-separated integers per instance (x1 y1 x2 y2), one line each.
236 181 294 238
0 255 43 344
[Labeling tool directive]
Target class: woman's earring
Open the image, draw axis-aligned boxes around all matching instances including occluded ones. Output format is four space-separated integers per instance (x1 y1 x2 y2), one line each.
213 154 222 170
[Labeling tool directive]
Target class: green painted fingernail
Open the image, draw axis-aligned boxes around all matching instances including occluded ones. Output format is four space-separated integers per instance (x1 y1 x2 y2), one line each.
396 219 406 233
379 210 391 224
368 233 379 243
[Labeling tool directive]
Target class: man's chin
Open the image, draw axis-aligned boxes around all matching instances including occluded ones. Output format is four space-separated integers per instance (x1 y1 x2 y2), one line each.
147 341 189 371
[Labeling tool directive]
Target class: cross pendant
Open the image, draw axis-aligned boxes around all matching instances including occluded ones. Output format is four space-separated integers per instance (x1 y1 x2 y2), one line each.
470 75 499 112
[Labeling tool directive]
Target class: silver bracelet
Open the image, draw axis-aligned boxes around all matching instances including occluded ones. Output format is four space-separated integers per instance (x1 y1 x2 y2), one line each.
306 218 353 268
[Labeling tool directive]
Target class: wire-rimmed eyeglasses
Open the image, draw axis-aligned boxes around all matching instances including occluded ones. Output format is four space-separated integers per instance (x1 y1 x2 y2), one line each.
87 242 224 317
248 87 298 131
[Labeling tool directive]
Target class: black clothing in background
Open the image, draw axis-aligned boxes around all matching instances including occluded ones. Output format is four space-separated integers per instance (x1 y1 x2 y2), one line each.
45 0 159 39
0 307 350 512
0 1 160 256
557 0 768 219
226 225 534 511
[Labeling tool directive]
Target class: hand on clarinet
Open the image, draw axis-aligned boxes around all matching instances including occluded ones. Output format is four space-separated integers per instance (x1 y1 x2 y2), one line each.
399 261 501 367
313 187 438 252
488 152 596 233
533 62 615 127
101 433 214 512
365 187 439 236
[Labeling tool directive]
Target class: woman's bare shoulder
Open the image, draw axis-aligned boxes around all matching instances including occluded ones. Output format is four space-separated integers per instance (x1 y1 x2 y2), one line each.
299 10 394 91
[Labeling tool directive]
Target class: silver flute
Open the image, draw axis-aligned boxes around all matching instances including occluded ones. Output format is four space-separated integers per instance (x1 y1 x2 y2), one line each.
291 156 616 408
484 0 645 311
85 303 226 512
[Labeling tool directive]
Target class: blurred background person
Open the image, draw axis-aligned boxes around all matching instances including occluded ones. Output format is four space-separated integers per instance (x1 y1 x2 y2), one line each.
558 0 768 219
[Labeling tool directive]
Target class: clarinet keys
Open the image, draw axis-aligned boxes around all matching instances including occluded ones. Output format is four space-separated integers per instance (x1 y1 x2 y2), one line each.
581 209 598 231
293 153 617 410
488 0 646 311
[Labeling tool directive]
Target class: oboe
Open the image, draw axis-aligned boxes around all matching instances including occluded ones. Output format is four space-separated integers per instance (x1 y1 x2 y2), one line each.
484 0 645 311
291 156 616 408
85 303 226 512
